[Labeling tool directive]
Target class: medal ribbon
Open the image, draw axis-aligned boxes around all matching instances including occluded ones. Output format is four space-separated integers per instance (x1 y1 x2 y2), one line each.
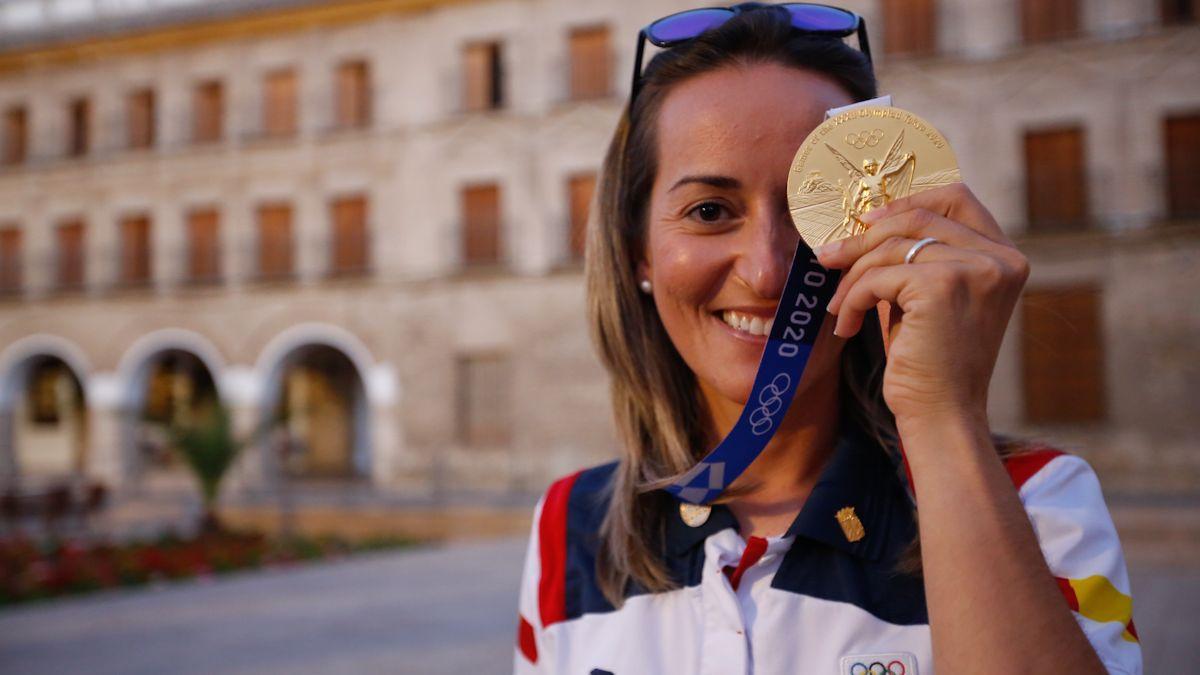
666 244 839 505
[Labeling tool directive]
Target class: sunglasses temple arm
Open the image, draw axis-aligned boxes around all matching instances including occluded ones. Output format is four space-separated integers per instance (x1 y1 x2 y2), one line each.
856 21 873 66
630 31 647 105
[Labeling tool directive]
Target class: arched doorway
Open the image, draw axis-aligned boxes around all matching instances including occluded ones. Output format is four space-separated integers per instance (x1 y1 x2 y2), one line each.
7 355 88 484
268 344 369 480
128 349 220 483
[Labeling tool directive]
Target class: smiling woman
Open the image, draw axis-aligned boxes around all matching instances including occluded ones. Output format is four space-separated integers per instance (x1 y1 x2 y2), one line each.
513 4 1142 675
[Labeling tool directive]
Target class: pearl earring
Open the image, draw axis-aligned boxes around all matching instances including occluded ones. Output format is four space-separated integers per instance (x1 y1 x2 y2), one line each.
639 279 653 294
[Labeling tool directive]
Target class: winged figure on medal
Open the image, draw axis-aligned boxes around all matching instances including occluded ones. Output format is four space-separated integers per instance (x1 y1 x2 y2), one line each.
790 129 960 246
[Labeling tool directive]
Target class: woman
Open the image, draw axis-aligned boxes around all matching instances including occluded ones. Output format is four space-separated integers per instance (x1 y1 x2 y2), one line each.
514 4 1141 674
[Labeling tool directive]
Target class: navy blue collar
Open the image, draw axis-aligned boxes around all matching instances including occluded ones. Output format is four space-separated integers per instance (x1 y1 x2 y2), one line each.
664 426 913 562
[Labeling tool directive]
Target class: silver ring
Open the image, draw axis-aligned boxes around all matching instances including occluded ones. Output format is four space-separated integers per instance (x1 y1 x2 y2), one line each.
904 237 940 265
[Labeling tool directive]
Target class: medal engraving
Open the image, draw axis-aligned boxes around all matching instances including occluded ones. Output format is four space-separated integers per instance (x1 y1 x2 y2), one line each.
789 106 960 248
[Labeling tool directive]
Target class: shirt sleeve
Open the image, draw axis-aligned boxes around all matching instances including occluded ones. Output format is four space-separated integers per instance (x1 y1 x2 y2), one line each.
514 495 550 675
1015 452 1143 675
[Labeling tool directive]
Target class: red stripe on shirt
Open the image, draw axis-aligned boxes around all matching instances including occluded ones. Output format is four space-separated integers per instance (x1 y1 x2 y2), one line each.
1055 575 1081 612
538 470 581 628
1004 448 1066 490
517 614 538 664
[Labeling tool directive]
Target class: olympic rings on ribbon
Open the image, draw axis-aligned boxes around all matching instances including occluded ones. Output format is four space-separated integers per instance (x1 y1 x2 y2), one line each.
748 373 791 436
848 661 906 675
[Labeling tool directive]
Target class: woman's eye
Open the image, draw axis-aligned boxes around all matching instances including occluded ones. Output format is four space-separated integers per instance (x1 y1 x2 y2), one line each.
690 202 726 223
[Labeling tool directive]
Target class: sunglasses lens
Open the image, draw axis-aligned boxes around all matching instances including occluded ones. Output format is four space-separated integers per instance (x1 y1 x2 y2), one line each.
785 4 859 32
647 8 732 43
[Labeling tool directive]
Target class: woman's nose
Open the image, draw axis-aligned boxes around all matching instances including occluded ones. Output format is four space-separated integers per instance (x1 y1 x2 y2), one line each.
734 210 797 300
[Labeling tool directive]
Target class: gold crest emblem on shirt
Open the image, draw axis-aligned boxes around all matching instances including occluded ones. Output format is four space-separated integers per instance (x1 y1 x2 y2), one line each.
836 506 866 543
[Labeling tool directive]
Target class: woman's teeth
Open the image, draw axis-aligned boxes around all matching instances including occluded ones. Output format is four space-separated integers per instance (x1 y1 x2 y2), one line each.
720 310 773 337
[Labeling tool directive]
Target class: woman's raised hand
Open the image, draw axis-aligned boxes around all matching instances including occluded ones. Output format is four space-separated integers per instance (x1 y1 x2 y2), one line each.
813 183 1029 430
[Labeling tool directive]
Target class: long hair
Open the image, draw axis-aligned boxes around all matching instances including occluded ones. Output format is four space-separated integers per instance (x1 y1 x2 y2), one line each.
585 4 1011 606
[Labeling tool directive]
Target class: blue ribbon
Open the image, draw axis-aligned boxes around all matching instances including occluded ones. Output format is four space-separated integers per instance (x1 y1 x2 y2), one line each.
666 245 840 505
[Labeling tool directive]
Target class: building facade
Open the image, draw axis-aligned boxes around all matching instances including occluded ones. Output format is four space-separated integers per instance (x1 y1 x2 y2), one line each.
0 0 1197 501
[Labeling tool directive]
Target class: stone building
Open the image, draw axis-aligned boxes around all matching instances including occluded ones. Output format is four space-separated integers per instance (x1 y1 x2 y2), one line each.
0 0 1196 503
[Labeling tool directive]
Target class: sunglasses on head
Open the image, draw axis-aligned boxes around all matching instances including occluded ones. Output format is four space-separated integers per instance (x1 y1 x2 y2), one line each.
630 3 872 104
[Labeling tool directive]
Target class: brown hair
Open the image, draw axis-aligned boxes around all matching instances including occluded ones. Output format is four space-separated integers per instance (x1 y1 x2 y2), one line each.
585 5 1008 606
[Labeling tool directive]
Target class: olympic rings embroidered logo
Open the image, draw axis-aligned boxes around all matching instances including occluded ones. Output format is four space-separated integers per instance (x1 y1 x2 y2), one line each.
848 661 906 675
844 128 885 149
748 373 792 436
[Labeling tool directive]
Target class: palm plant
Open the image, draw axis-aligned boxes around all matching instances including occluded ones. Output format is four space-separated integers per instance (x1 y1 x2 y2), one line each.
166 406 281 534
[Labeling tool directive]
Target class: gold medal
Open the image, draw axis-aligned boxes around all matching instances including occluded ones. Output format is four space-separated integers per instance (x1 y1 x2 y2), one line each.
788 106 960 249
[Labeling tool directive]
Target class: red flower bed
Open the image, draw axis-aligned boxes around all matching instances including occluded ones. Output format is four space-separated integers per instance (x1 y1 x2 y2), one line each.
0 531 409 606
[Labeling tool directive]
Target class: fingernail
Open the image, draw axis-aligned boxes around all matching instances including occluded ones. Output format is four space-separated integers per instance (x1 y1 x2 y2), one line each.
860 207 884 224
813 240 841 258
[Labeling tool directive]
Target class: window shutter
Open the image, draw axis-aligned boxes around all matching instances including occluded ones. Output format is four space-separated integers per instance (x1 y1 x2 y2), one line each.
330 195 368 274
567 173 596 261
56 220 85 289
569 26 612 100
461 184 501 266
336 61 370 129
120 215 152 284
257 204 293 279
263 70 298 137
193 81 224 143
1024 127 1088 232
457 354 513 446
1022 0 1079 42
463 43 502 111
883 0 938 56
0 227 22 292
1021 286 1106 423
1165 113 1200 219
3 107 27 165
69 98 90 157
127 89 155 149
187 209 220 282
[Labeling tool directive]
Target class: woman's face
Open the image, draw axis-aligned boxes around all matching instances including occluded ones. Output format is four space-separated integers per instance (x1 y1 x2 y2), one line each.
641 62 855 411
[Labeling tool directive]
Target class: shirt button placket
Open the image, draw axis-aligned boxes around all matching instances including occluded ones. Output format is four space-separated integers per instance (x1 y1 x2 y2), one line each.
698 533 751 675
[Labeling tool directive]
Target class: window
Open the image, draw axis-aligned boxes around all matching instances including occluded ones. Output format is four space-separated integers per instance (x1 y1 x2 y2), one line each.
461 183 501 266
456 353 512 446
3 106 27 165
1024 126 1088 233
0 226 21 293
1021 286 1106 424
330 195 368 276
257 203 293 279
568 26 612 100
68 98 89 157
127 88 156 149
335 60 371 129
55 219 85 290
462 42 503 112
119 214 152 285
882 0 937 56
1161 0 1198 24
186 208 220 283
1164 112 1200 220
263 69 298 138
566 172 596 262
192 80 224 143
1021 0 1079 43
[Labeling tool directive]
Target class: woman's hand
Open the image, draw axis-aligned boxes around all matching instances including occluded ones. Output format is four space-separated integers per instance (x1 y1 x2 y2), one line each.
812 183 1029 429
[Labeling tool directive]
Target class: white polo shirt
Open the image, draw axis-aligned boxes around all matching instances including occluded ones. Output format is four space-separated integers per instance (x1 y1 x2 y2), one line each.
512 429 1143 675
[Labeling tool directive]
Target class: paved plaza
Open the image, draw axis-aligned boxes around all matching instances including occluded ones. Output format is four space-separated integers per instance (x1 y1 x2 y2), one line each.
1 536 1197 674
